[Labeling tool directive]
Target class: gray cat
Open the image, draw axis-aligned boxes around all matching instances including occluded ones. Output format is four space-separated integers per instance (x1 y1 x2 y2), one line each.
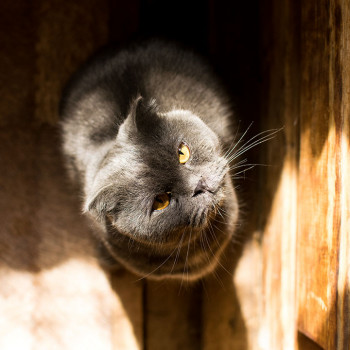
60 40 240 281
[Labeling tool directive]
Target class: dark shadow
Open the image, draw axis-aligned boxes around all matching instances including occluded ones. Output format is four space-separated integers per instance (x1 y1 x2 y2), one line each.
0 124 101 272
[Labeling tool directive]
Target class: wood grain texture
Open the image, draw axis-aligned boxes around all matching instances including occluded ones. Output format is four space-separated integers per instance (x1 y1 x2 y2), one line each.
145 281 202 350
260 0 350 348
335 2 350 349
297 0 338 345
34 0 110 125
0 0 36 127
202 251 248 350
3 1 350 348
297 1 349 348
0 1 144 349
259 0 300 348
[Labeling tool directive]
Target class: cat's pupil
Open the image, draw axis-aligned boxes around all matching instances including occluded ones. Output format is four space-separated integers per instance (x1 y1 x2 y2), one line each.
152 193 171 211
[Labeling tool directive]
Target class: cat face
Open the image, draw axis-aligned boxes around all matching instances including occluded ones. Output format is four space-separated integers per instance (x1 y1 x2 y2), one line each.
85 97 238 279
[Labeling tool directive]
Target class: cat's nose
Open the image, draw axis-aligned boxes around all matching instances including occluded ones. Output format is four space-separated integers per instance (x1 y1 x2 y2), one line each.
193 178 211 197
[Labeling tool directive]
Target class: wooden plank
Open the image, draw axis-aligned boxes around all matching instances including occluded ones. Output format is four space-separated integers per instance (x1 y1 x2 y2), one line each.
34 0 109 125
109 271 144 349
0 0 37 127
297 1 346 348
145 280 202 350
202 251 248 350
0 124 144 349
204 2 263 349
336 1 350 348
0 1 144 348
35 1 145 348
233 237 263 350
258 0 300 348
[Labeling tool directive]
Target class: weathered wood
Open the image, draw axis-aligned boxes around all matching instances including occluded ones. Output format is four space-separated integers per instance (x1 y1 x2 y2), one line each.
335 2 350 349
260 0 350 348
259 0 300 349
202 249 248 350
3 1 350 348
233 236 263 350
145 280 202 350
0 0 36 127
297 1 350 348
109 271 144 349
298 1 337 347
34 0 109 125
0 1 144 348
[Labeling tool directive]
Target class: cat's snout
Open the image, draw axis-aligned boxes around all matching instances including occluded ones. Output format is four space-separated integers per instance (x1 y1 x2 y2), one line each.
193 178 213 197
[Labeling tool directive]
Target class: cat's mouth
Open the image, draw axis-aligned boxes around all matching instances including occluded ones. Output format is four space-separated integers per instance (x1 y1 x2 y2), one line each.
193 203 224 229
189 184 225 228
189 204 217 228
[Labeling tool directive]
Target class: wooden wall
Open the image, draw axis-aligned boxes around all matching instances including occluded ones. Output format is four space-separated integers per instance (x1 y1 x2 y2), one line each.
0 0 349 349
261 0 350 349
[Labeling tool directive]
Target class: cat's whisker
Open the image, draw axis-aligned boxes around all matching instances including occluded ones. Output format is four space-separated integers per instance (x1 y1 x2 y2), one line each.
170 227 187 274
227 127 279 159
229 157 249 168
212 223 229 236
231 165 256 177
210 200 228 221
224 122 254 159
135 239 183 281
207 220 229 262
199 229 210 262
216 207 226 220
200 227 225 287
228 162 268 172
232 176 249 180
207 220 221 251
228 136 276 163
223 120 243 159
212 216 227 225
205 222 232 278
180 227 193 289
210 224 228 265
227 128 282 163
198 230 214 280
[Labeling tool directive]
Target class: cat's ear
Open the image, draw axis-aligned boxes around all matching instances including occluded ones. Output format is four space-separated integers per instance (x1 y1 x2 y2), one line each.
84 188 117 222
126 95 162 134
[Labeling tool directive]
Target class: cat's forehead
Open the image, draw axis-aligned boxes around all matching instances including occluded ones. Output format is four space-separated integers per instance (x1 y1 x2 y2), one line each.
159 109 219 147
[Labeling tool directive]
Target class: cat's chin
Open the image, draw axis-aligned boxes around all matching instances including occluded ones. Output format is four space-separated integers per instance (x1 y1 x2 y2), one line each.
99 219 232 282
105 202 219 249
98 201 237 281
188 196 224 229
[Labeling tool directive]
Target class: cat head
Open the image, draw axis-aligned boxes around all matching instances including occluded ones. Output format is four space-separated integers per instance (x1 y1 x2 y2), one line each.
84 96 238 279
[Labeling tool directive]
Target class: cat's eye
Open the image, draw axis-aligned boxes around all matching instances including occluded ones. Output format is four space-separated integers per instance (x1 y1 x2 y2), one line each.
152 192 171 211
178 143 190 164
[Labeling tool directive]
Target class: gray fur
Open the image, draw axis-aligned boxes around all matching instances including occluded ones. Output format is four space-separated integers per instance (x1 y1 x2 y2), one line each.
60 41 239 281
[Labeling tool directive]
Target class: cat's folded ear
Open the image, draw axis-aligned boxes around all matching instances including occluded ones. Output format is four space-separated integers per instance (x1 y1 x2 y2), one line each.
124 95 162 135
84 188 117 222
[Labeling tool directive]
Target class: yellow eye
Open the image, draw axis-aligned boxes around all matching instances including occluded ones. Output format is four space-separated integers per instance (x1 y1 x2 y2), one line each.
178 143 190 164
152 192 171 211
